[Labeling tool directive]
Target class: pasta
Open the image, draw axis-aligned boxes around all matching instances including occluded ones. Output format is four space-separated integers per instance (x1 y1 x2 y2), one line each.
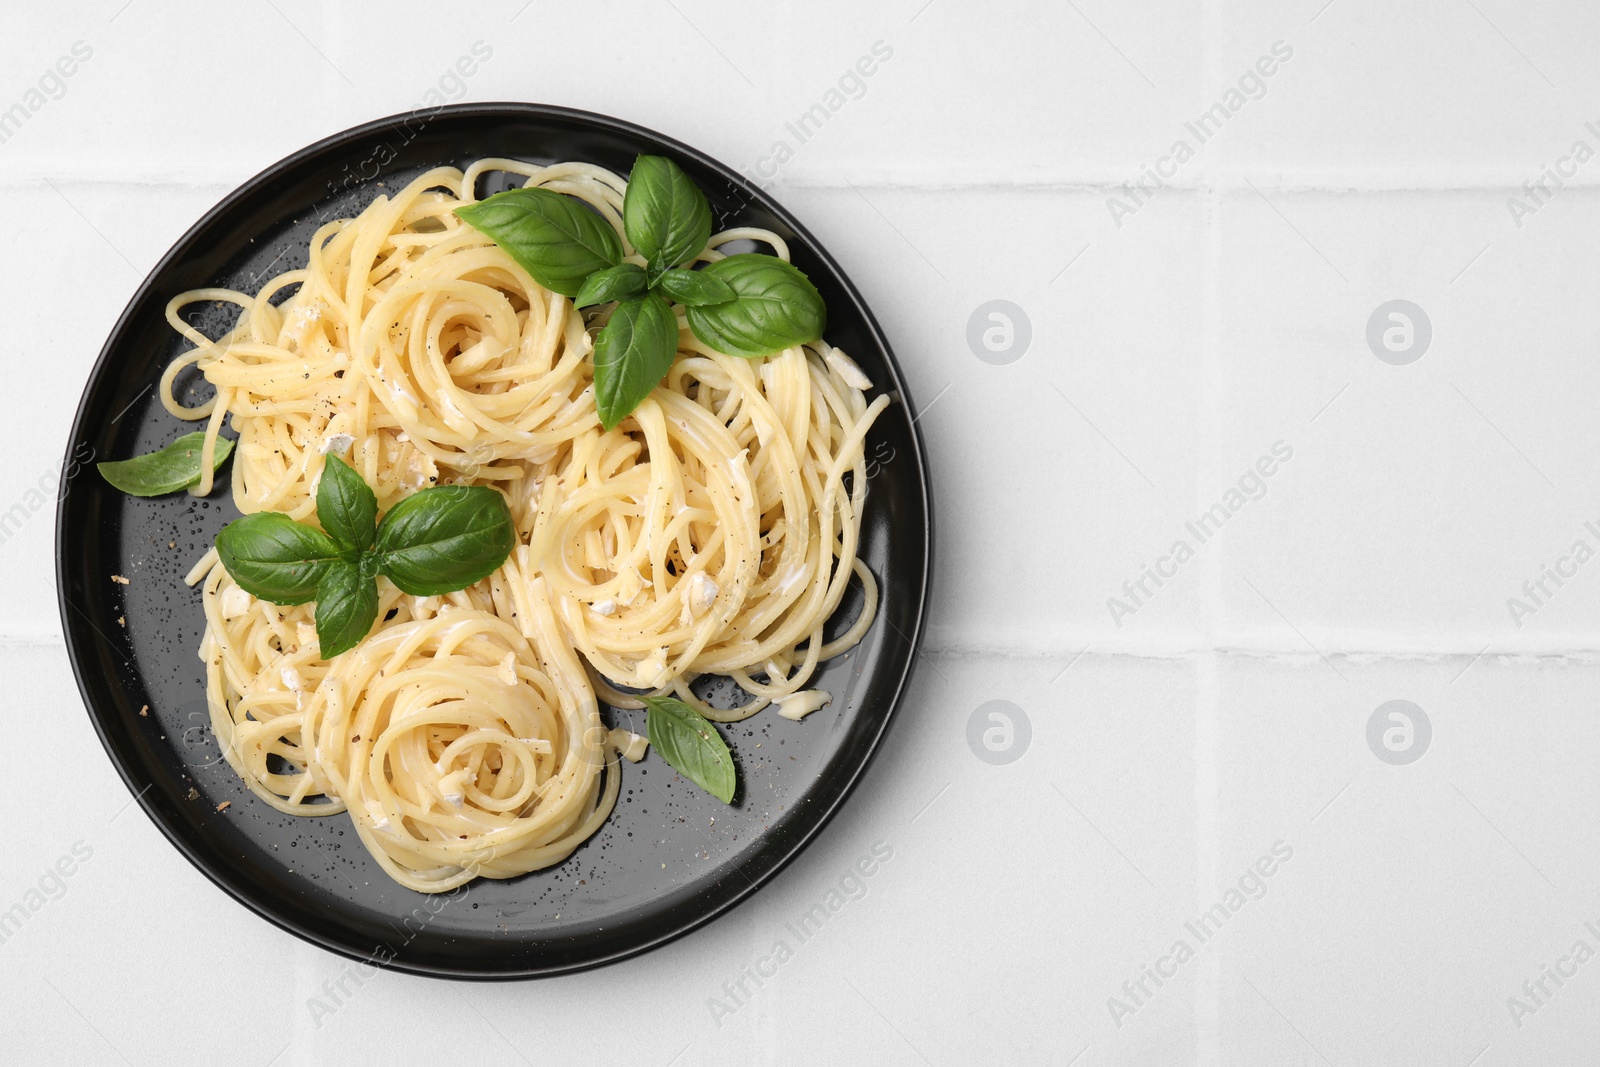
162 158 887 892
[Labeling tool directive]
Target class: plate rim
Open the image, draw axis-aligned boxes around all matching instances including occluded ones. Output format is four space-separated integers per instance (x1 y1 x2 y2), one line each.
55 101 933 980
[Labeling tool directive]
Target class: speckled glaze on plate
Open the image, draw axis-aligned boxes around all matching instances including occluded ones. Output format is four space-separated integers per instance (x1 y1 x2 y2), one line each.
55 103 931 979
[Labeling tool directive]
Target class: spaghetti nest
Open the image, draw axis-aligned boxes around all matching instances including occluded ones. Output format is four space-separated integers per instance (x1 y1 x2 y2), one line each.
169 159 886 891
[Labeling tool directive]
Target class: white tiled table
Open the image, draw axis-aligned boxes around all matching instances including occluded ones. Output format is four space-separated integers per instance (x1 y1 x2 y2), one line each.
5 1 1600 1063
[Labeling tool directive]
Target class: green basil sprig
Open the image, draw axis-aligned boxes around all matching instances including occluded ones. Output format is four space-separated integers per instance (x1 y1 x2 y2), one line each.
215 512 343 605
370 483 520 597
592 291 679 431
685 255 826 358
655 267 735 308
623 154 713 283
643 695 736 803
455 154 828 430
454 187 622 298
573 263 647 309
97 431 235 497
215 455 514 659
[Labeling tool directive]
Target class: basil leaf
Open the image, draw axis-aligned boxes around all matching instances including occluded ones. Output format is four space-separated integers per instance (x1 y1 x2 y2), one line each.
313 560 378 659
456 187 622 298
97 432 235 497
316 454 377 552
592 292 680 430
655 267 736 308
215 512 343 604
684 254 826 358
573 262 648 308
643 696 736 803
623 155 712 274
373 485 516 596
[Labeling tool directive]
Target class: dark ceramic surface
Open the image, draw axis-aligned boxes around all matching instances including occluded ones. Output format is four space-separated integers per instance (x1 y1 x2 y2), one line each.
56 103 930 978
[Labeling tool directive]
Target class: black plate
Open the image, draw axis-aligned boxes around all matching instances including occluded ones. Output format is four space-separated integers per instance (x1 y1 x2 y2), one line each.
55 104 930 978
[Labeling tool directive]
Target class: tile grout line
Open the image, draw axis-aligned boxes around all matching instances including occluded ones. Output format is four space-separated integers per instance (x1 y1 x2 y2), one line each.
1195 174 1225 1066
1194 0 1225 1048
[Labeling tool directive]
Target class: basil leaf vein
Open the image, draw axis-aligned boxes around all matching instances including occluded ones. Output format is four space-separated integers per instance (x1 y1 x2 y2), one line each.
97 432 235 497
684 254 826 358
592 292 680 430
215 512 343 604
373 485 517 596
316 454 377 552
455 187 622 298
655 267 736 308
313 560 379 659
643 695 736 803
574 262 648 308
624 155 713 274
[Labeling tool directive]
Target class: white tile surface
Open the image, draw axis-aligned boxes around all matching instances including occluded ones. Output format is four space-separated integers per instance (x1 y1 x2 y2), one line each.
6 1 1600 1064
